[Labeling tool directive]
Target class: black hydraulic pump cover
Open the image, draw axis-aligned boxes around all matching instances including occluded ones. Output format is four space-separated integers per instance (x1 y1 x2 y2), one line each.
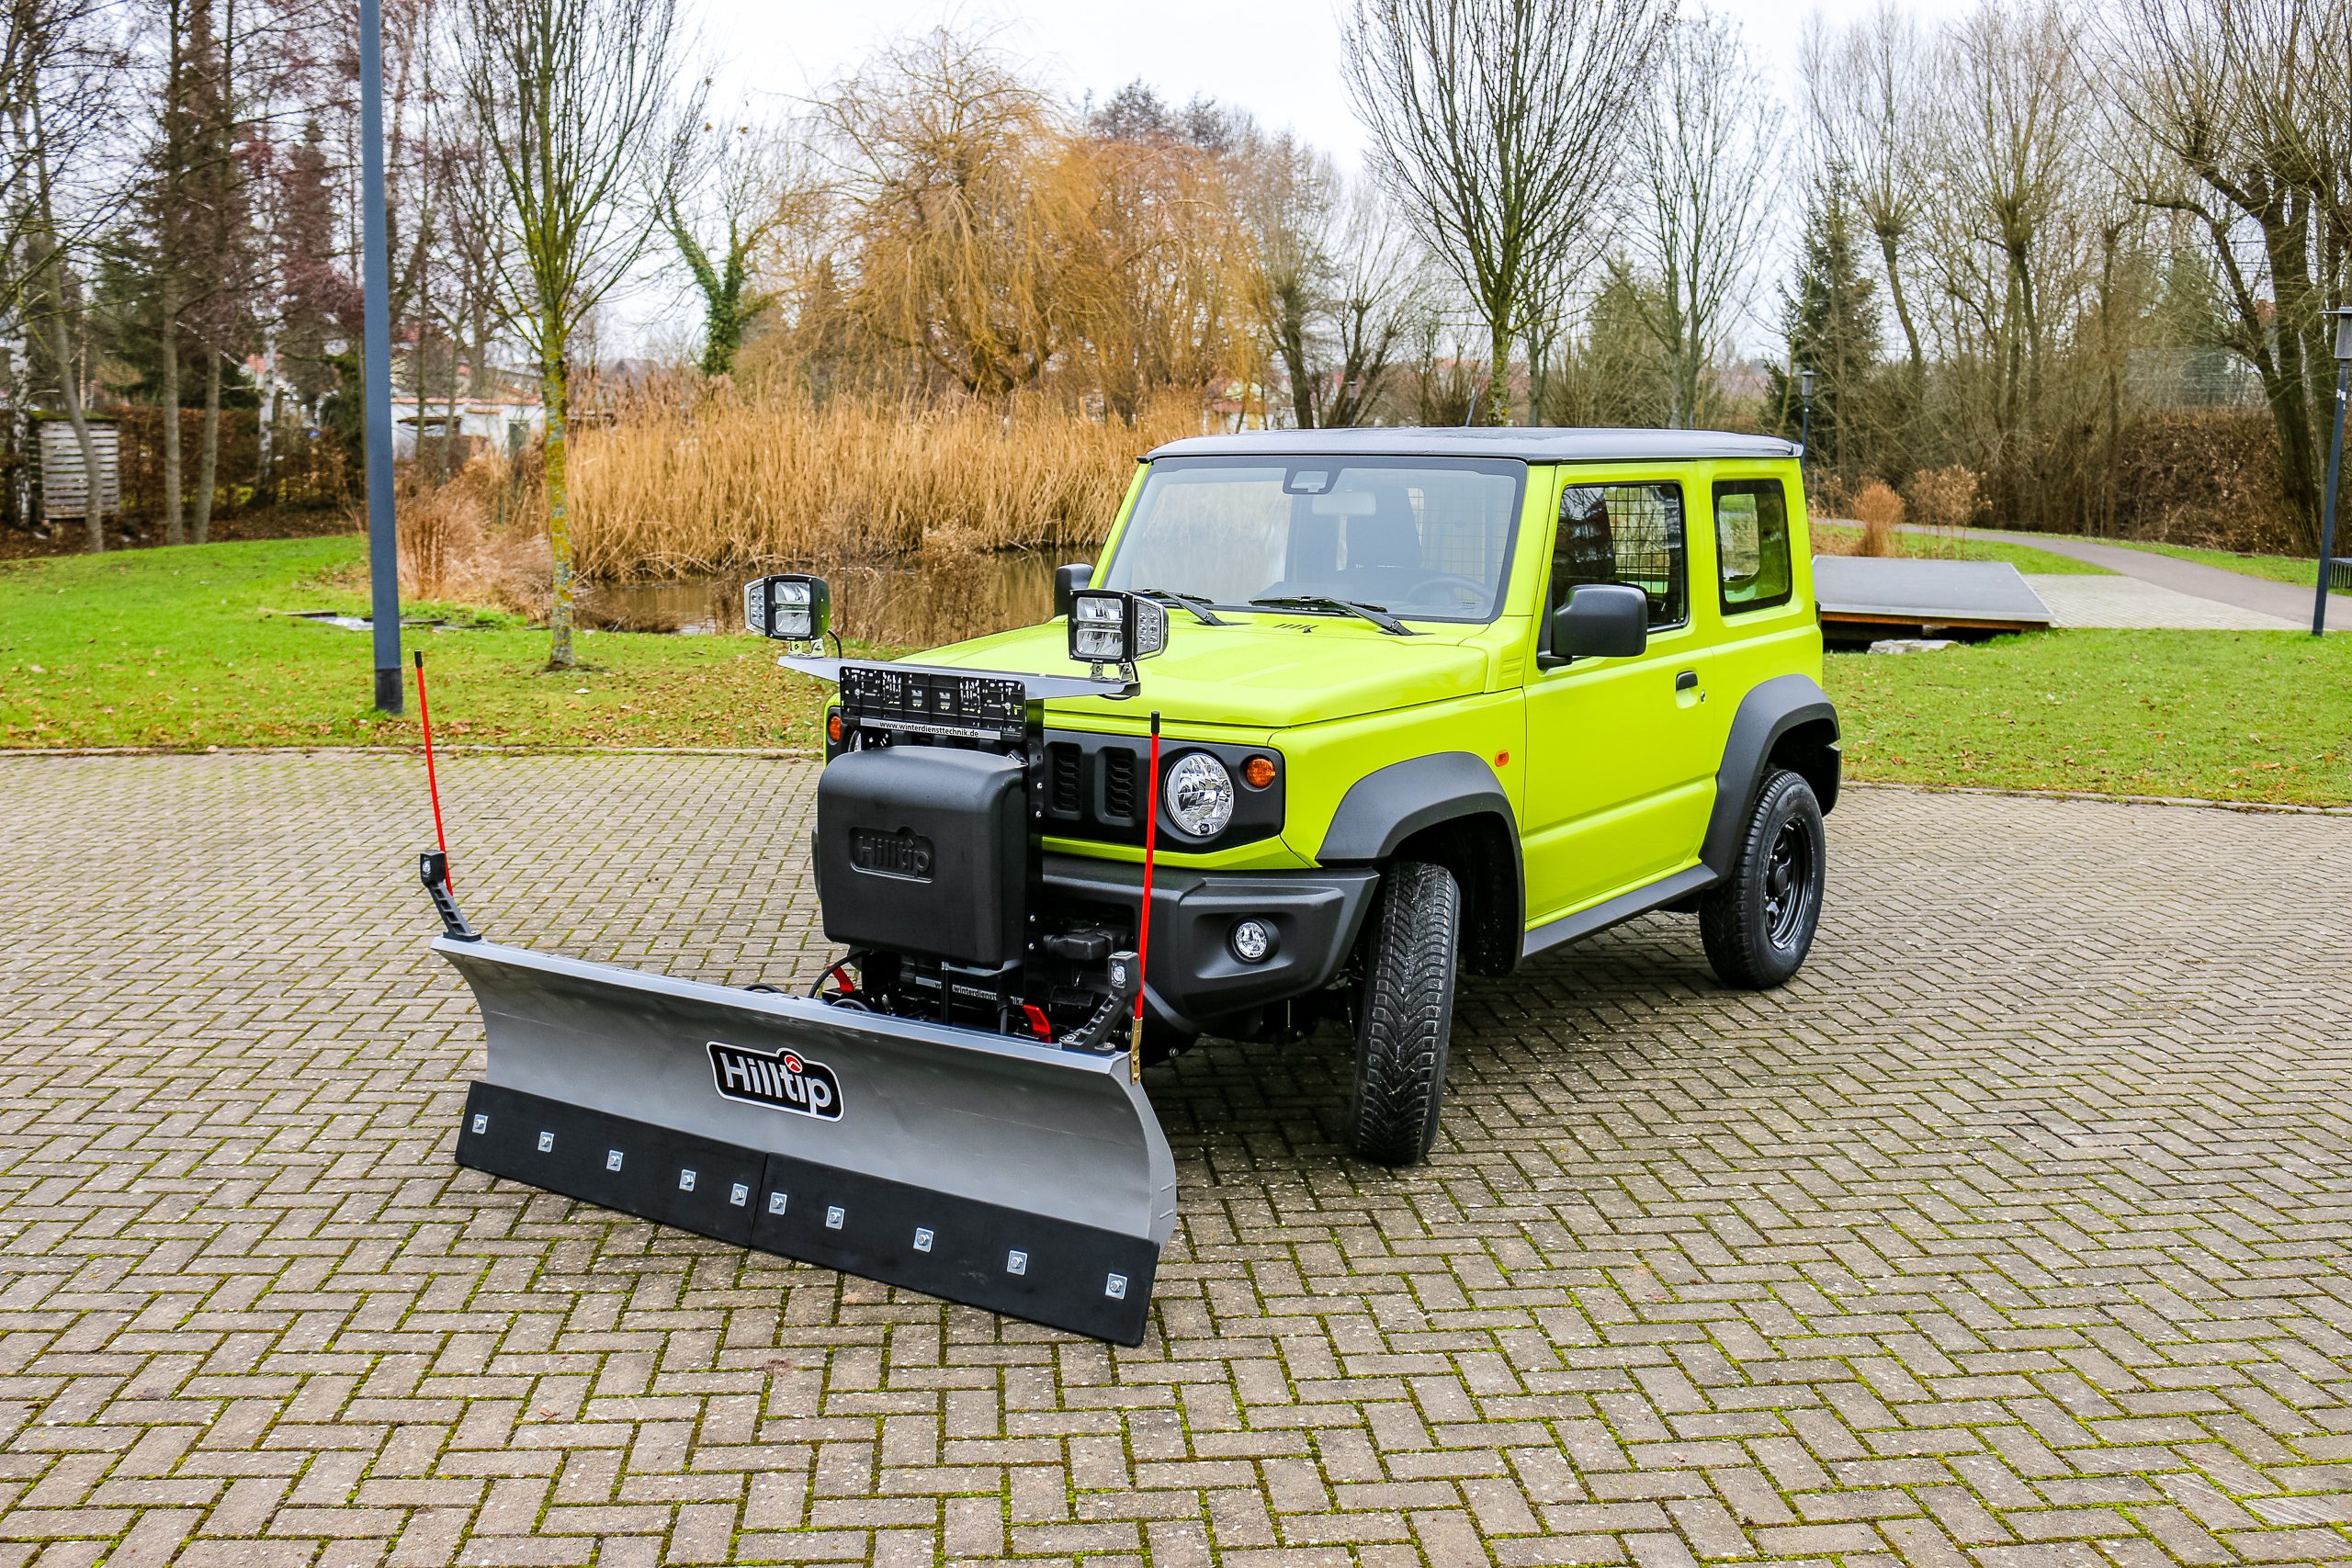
817 746 1027 966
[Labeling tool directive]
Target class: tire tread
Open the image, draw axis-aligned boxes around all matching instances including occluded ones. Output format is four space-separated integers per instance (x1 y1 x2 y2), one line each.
1349 861 1459 1165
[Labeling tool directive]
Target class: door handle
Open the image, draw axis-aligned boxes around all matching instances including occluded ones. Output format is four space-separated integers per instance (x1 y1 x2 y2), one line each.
1675 670 1699 692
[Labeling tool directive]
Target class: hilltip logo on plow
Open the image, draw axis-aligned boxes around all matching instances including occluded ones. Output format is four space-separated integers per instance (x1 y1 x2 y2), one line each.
708 1041 842 1120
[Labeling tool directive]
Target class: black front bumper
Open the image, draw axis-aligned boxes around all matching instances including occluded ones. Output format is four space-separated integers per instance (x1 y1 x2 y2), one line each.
1042 853 1380 1036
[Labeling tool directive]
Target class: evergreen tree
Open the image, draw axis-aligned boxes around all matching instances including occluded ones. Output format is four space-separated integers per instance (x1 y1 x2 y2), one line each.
1766 167 1880 481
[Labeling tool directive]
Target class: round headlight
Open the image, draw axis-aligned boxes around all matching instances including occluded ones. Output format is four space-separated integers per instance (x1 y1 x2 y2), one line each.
1164 752 1235 838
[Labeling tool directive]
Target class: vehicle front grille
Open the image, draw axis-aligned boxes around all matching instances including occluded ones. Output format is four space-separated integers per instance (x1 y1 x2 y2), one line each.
1048 742 1082 813
1101 747 1137 822
1036 728 1281 852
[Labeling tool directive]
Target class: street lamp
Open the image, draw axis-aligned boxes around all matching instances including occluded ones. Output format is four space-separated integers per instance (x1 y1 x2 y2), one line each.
362 0 400 712
2314 307 2352 637
1797 367 1816 476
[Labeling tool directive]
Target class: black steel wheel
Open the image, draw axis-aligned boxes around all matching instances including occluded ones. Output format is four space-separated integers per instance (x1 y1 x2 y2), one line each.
1347 861 1460 1166
1698 768 1826 989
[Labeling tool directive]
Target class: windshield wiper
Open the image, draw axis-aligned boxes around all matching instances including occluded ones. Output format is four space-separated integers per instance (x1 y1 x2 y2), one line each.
1249 595 1417 636
1135 588 1230 626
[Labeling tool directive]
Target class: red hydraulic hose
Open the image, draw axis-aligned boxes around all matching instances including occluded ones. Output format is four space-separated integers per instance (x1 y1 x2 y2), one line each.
1131 711 1161 1083
413 650 451 888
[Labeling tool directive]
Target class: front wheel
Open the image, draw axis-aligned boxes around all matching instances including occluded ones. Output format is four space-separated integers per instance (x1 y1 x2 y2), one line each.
1698 768 1826 989
1347 861 1460 1165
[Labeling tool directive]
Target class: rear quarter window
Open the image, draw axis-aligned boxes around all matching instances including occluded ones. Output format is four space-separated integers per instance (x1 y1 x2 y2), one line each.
1714 479 1793 614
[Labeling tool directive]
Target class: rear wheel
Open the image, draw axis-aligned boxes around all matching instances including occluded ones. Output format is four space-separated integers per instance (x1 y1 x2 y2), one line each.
1347 861 1460 1165
1698 768 1826 989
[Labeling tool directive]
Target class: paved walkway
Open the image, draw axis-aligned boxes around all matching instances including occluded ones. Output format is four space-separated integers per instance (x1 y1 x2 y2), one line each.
1926 527 2351 626
5 752 2352 1567
2020 575 2304 631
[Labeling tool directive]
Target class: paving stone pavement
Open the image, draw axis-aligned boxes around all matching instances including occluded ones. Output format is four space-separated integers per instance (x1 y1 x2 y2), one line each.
4 751 2351 1568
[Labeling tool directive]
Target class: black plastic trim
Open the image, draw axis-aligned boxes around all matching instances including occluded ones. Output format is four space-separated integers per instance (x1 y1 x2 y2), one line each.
1040 856 1379 1035
1521 863 1717 959
1700 674 1841 879
1317 751 1515 863
457 1081 1159 1345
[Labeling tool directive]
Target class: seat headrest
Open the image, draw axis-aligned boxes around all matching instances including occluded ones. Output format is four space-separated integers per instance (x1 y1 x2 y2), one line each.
1345 492 1421 570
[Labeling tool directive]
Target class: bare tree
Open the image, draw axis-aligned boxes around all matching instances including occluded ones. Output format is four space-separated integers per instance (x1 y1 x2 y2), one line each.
1916 0 2094 523
3 0 124 551
1610 7 1781 428
1317 178 1425 427
1229 128 1337 428
457 0 699 669
1803 2 1931 459
2111 0 2352 547
1343 0 1669 423
663 107 802 377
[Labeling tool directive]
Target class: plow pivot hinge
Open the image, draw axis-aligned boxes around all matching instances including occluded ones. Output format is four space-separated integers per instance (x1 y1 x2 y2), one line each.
419 851 481 941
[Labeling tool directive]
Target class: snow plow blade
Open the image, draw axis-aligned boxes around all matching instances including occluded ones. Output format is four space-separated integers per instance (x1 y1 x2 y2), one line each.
437 937 1177 1344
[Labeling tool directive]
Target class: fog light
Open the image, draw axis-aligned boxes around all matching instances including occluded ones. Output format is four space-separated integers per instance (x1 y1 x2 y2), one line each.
1228 918 1276 964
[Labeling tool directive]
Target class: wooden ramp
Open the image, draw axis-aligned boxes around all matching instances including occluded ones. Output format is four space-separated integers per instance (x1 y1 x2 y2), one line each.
1813 557 2053 635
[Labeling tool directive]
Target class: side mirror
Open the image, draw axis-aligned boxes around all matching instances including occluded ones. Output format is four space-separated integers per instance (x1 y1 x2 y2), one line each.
1552 582 1649 660
1054 562 1093 620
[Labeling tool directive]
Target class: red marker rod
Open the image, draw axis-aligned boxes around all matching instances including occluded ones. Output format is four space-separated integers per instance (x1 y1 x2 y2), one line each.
1131 711 1161 1083
413 650 452 888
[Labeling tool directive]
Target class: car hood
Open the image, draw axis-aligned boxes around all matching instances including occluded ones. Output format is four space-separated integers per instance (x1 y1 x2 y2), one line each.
904 616 1493 730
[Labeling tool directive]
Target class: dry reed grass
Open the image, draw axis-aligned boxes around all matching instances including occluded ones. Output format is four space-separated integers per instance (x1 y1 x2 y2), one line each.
390 457 553 618
564 391 1203 580
1905 466 1980 558
1851 481 1905 556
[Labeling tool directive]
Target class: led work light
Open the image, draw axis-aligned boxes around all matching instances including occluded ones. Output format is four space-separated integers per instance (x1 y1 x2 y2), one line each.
745 574 833 644
1066 590 1167 672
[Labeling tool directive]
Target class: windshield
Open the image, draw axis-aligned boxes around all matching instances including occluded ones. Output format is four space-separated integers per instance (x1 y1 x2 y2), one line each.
1100 457 1528 623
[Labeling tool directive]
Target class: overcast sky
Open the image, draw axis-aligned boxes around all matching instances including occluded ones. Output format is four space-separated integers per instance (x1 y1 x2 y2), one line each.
647 0 1980 361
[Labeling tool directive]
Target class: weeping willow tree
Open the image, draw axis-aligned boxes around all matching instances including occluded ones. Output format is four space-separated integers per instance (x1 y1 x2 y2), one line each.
815 29 1075 400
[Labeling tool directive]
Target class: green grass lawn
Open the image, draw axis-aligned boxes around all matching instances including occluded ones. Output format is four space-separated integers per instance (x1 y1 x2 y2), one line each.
9 538 2345 808
1813 523 2114 575
1825 629 2350 807
0 537 842 750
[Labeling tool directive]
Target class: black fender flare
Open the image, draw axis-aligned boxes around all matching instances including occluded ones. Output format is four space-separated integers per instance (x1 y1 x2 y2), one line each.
1317 752 1524 976
1700 673 1841 880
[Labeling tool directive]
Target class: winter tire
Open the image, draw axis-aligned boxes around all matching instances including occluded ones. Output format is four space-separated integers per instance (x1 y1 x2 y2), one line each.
1347 860 1460 1165
1698 767 1826 989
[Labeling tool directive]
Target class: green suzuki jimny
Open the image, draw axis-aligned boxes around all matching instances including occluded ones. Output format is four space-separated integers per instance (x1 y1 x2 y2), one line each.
787 427 1838 1167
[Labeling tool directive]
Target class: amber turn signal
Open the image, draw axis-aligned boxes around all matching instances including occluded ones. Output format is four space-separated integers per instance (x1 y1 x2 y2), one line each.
826 711 844 744
1243 755 1278 789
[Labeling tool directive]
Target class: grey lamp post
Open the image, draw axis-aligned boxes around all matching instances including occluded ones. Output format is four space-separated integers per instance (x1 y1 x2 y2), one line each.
1797 367 1816 478
362 0 400 712
2313 307 2352 637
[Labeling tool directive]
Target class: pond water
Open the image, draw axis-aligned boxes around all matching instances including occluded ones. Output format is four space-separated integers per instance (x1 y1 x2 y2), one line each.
582 549 1068 649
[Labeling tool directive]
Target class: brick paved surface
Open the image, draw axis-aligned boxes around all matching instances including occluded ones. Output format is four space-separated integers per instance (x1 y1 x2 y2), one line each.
4 751 2350 1568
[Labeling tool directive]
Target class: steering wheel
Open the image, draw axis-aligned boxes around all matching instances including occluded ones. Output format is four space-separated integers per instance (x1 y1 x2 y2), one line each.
1400 574 1489 608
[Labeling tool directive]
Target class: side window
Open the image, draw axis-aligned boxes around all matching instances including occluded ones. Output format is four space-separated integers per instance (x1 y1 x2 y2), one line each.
1552 481 1686 629
1715 479 1793 613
